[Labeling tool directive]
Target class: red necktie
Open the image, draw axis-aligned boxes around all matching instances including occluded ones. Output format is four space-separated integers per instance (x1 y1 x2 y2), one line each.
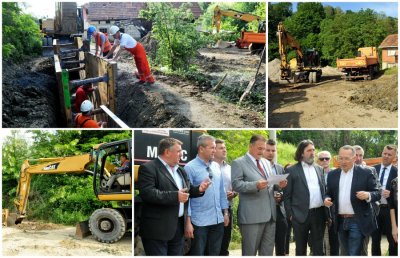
256 159 267 178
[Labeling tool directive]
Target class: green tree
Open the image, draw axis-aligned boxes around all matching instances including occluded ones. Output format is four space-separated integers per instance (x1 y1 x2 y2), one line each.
140 3 211 71
2 2 42 61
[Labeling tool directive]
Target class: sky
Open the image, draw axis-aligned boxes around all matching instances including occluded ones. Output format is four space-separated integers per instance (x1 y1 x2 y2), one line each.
21 0 88 18
292 2 398 18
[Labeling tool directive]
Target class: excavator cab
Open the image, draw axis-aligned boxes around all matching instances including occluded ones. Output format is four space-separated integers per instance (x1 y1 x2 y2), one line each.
93 140 132 198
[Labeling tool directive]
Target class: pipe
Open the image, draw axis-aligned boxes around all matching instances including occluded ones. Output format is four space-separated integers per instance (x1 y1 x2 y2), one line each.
70 75 109 87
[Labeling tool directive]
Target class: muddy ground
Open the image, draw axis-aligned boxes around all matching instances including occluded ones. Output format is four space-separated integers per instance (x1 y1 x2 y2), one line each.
116 46 266 128
2 221 132 256
2 58 60 128
3 44 265 128
268 59 398 128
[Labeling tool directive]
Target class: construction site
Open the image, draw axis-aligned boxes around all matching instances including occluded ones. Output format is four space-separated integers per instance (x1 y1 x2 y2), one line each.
2 2 266 128
268 2 398 128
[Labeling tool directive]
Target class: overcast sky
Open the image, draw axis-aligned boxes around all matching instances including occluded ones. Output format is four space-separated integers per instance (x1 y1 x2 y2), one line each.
21 1 88 19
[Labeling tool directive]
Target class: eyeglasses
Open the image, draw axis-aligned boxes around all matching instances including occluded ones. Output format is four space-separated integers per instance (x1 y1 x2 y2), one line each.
318 157 330 161
206 166 213 180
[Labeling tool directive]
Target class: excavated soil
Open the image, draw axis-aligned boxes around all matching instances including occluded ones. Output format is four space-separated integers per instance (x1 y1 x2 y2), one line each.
2 58 60 128
115 47 266 128
268 60 397 128
2 221 132 256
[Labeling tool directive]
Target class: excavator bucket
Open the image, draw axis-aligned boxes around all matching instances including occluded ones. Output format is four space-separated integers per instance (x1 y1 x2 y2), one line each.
2 210 18 227
2 209 8 226
75 220 91 239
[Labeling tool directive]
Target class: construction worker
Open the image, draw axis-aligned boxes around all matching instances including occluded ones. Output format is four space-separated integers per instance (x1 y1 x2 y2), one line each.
74 84 94 113
75 100 106 128
105 25 155 84
88 25 113 57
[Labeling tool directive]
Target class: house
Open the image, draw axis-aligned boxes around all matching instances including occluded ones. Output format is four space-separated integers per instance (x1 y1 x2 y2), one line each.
379 34 398 69
82 2 203 40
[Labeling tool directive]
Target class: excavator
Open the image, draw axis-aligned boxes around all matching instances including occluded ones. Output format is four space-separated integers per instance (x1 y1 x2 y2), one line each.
277 22 322 83
8 139 132 243
213 5 266 54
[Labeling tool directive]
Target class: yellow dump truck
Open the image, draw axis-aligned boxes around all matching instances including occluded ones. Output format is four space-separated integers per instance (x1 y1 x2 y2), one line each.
336 47 379 80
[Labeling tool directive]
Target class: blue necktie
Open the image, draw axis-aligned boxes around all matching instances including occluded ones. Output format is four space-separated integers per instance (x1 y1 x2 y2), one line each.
379 167 387 185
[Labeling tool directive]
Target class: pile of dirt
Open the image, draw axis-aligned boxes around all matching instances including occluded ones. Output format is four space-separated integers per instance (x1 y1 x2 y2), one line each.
15 221 65 231
321 65 342 76
116 70 197 128
2 58 59 128
349 74 398 111
268 58 282 83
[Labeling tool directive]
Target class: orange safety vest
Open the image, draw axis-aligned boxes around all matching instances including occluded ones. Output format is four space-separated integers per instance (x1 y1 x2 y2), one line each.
75 114 100 128
96 32 112 53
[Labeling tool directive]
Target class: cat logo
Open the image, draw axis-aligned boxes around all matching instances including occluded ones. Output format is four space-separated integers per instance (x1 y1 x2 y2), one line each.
43 163 60 171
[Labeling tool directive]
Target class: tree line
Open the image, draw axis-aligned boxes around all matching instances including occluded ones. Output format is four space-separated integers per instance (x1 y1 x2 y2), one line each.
268 2 398 66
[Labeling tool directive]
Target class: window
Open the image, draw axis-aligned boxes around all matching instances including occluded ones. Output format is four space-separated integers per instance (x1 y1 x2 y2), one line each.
388 50 397 56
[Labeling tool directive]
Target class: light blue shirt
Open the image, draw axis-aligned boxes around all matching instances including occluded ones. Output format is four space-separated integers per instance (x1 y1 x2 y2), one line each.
185 156 228 226
158 157 184 217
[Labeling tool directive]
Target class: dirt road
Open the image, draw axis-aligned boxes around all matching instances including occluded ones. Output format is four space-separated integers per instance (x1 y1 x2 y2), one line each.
2 221 132 256
268 63 397 128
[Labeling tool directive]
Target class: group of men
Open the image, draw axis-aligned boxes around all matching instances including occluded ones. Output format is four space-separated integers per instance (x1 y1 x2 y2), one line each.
137 134 398 256
73 25 155 128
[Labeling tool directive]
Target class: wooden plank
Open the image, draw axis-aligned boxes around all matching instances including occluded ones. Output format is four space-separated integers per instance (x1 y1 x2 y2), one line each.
54 54 67 126
107 61 118 115
62 70 72 126
100 105 129 129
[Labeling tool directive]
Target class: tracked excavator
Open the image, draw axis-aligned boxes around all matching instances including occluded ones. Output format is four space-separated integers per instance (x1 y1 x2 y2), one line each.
213 5 266 54
277 22 322 83
8 139 132 243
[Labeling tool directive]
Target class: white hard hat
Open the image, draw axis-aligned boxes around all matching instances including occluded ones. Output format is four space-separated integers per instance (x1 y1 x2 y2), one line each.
80 100 93 113
109 26 120 36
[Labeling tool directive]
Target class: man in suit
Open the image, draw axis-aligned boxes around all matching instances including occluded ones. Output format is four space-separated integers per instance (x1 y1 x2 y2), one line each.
232 134 287 256
372 144 398 256
138 137 210 256
284 139 326 256
263 138 287 256
317 150 339 256
324 145 381 256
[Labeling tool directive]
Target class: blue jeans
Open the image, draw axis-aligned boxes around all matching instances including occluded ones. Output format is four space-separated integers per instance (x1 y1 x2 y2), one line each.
190 223 224 256
338 217 364 255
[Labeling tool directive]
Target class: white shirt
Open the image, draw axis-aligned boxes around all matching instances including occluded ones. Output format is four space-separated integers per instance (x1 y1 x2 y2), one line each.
246 153 272 178
301 162 323 209
338 166 355 215
379 164 392 204
116 33 137 49
158 157 184 217
220 161 232 205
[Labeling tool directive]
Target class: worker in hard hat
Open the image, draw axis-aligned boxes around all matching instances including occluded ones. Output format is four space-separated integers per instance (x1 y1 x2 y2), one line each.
75 100 106 128
105 25 155 84
87 25 113 57
74 84 94 113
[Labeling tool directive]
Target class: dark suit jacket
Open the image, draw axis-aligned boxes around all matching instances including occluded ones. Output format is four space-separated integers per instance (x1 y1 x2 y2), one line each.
325 165 380 236
373 164 398 193
138 158 204 241
284 162 325 223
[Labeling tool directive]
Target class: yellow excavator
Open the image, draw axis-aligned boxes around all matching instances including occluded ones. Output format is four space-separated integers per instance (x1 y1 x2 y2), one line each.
9 139 132 243
277 22 322 83
213 5 266 54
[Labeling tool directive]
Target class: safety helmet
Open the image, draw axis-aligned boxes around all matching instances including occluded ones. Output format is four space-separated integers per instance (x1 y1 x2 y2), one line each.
109 25 120 36
80 100 93 113
88 25 96 34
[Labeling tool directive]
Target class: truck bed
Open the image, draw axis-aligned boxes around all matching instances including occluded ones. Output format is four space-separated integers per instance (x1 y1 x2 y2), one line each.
337 56 378 69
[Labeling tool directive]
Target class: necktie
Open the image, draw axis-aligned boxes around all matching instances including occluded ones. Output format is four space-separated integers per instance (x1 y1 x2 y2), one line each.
256 159 267 178
380 167 386 185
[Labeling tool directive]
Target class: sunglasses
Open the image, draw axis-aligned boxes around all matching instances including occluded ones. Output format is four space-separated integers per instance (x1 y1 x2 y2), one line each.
206 166 213 180
319 157 330 161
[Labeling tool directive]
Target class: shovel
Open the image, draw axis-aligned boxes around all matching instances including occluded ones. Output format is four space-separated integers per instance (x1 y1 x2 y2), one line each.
239 45 266 104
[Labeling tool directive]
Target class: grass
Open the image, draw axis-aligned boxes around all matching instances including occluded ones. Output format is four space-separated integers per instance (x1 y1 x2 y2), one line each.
383 66 398 75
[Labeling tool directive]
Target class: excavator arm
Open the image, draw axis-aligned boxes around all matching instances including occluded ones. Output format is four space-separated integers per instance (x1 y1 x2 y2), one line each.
213 5 262 33
277 22 304 78
14 154 93 224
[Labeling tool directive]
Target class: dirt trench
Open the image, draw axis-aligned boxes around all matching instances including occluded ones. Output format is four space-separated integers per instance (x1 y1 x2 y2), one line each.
2 58 60 128
2 221 132 256
268 60 398 128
